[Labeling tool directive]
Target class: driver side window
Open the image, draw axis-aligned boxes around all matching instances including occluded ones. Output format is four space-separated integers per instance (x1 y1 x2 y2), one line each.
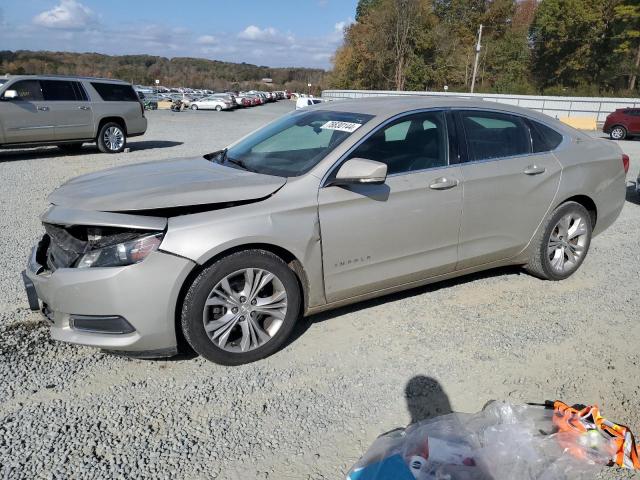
347 111 447 175
8 80 44 101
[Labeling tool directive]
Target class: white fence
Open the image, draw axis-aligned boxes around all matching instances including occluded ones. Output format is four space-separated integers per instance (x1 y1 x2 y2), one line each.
321 90 640 122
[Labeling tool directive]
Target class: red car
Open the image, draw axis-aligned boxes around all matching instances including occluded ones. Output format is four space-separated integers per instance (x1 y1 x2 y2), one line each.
603 108 640 140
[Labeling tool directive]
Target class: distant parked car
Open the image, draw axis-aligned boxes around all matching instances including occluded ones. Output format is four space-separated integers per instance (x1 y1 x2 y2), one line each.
0 75 147 153
189 96 233 111
603 108 640 140
296 96 323 110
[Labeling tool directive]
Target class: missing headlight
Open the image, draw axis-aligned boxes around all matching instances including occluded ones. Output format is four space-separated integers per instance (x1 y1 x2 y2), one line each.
42 224 164 269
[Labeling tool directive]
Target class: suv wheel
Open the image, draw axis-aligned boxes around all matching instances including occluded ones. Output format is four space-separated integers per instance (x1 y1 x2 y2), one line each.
610 125 627 140
97 122 126 153
525 201 592 280
181 250 301 365
58 143 83 152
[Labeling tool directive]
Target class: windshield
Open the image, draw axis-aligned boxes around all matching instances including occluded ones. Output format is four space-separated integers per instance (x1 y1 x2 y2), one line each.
225 110 374 177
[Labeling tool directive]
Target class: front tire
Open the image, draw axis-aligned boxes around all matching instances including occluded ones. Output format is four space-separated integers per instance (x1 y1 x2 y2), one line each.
191 104 198 110
525 201 592 280
97 122 126 153
610 125 627 140
181 250 301 365
215 105 222 112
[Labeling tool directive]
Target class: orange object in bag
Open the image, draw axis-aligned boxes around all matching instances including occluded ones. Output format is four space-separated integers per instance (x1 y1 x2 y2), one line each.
552 400 640 470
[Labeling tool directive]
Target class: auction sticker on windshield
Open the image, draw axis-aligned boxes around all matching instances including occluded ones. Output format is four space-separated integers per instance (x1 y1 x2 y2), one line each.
321 121 362 133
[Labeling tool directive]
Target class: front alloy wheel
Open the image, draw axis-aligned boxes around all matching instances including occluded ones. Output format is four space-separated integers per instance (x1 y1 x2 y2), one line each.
181 250 301 365
610 126 627 140
203 268 288 353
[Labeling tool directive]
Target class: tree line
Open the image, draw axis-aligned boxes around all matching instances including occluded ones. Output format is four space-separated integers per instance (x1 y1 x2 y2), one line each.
0 50 327 93
330 0 640 97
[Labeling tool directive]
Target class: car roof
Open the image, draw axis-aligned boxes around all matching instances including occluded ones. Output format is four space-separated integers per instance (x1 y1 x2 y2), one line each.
314 95 559 124
4 74 129 84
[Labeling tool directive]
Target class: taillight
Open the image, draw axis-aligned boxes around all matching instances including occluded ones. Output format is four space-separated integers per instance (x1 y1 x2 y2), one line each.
622 154 630 174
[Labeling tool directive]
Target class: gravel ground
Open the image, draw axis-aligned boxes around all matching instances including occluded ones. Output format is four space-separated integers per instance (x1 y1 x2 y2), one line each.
1 102 639 479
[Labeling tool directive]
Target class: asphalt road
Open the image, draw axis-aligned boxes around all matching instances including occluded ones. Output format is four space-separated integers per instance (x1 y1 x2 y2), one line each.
0 101 638 479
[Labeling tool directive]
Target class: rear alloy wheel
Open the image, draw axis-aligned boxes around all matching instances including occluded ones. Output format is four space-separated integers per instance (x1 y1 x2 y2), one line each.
525 201 592 280
97 122 126 153
610 125 627 140
215 105 222 112
181 250 301 365
58 143 83 153
191 104 198 110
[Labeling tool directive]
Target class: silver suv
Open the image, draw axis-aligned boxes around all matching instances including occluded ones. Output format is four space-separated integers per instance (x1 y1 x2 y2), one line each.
0 75 147 153
22 97 626 365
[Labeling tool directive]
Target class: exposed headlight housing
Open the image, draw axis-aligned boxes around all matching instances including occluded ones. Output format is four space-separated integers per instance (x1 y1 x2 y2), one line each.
76 232 164 268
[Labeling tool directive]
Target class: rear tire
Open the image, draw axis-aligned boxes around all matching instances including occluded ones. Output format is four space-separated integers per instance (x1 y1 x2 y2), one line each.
97 122 126 153
610 125 627 140
215 105 222 112
181 250 301 365
191 104 198 110
57 143 83 153
525 201 592 280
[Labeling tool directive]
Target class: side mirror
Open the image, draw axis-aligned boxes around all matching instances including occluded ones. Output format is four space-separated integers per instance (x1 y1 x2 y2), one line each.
2 90 18 100
331 158 387 186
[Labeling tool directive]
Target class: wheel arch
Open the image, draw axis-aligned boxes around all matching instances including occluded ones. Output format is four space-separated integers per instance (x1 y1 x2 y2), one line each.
555 194 597 228
96 116 127 138
173 243 310 353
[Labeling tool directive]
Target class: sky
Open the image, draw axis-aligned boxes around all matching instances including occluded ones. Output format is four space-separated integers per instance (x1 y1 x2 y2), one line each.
0 0 358 69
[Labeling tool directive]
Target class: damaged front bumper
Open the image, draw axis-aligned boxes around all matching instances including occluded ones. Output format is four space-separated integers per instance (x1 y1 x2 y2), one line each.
23 206 196 357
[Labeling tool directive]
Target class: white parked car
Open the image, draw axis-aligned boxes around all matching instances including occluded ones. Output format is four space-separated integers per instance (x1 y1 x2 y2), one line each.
190 96 233 111
296 97 323 110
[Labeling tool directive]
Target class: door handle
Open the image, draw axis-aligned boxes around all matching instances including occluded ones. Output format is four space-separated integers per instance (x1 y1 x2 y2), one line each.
78 106 91 110
523 165 546 175
429 177 459 190
37 106 49 111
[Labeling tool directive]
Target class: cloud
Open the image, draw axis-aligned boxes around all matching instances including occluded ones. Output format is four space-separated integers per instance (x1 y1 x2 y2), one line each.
196 34 217 45
33 0 96 30
238 25 279 41
334 17 354 34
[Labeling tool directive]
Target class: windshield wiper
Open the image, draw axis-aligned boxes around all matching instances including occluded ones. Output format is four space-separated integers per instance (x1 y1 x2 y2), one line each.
226 157 252 172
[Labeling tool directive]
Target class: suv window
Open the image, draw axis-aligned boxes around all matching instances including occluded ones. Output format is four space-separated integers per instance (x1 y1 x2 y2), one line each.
41 80 77 101
460 111 530 161
528 120 563 153
347 111 448 175
91 82 139 102
10 80 44 101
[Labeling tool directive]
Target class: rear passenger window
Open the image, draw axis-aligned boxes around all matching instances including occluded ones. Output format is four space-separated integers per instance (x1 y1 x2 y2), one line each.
10 80 43 101
348 111 448 175
41 80 77 101
91 82 139 102
528 120 563 152
460 111 530 161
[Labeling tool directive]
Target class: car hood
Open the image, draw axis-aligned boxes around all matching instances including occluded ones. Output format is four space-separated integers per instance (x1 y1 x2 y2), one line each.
48 157 286 212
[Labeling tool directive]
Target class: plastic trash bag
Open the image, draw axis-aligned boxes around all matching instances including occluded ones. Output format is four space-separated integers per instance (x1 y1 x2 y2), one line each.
347 401 634 480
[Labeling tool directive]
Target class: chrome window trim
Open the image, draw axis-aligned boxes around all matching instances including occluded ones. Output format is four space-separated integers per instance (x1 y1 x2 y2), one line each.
451 107 569 167
320 107 452 187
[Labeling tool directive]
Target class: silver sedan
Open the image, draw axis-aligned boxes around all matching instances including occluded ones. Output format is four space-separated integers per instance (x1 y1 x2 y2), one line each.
189 95 233 111
23 97 627 365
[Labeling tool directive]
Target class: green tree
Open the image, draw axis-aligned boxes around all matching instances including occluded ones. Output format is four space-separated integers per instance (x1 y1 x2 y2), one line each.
613 1 640 90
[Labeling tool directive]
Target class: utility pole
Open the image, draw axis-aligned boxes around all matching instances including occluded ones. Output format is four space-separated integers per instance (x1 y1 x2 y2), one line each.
470 24 483 94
